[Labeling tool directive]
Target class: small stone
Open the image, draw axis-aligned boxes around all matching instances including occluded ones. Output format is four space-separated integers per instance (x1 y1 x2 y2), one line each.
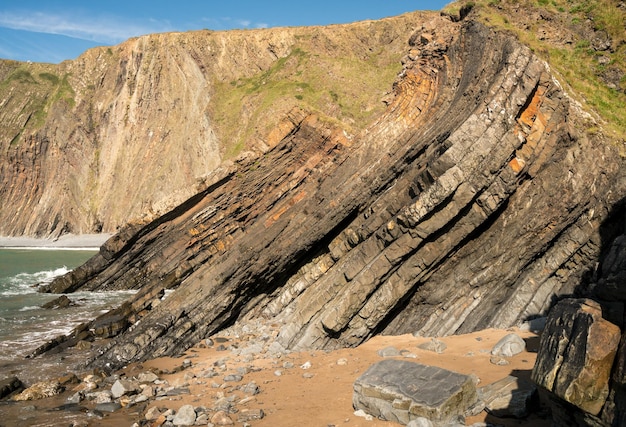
377 346 401 357
283 361 294 369
237 408 265 422
172 404 196 426
137 372 159 383
111 379 140 399
300 361 312 369
489 355 510 366
143 406 161 421
274 370 282 376
417 338 447 354
303 373 314 379
86 390 113 404
95 402 122 413
336 358 348 365
223 374 242 382
67 391 83 404
242 382 260 395
211 410 234 425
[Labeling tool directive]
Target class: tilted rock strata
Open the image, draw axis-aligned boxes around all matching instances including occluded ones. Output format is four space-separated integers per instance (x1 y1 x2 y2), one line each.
38 18 624 371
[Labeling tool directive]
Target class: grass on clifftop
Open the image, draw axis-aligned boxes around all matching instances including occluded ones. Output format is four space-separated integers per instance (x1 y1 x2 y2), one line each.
444 0 626 146
211 40 401 159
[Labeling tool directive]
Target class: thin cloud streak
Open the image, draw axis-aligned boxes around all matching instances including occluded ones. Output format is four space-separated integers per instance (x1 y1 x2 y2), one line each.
0 11 171 44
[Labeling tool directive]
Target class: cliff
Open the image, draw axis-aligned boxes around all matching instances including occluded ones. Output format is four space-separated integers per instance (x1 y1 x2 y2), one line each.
0 13 424 237
32 0 626 381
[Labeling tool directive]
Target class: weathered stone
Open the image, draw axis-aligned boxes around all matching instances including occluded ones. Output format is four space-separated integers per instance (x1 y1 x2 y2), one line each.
41 295 74 309
353 359 477 425
211 410 234 425
477 375 538 418
137 372 159 383
0 376 23 399
531 298 621 415
12 380 62 401
237 408 265 422
491 333 525 357
378 346 402 357
418 338 447 354
95 402 122 413
172 404 196 426
111 379 141 398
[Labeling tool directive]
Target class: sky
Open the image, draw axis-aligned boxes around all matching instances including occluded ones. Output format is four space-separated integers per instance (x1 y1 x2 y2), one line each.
0 1 451 64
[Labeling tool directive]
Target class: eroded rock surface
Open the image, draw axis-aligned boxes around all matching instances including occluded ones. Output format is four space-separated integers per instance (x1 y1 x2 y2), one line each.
353 360 477 425
30 14 625 376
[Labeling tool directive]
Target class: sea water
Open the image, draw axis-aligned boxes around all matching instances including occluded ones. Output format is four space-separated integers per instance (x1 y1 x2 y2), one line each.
0 248 135 375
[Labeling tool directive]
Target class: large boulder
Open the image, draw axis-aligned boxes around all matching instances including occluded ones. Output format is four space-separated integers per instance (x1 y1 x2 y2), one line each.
353 359 477 425
531 298 621 416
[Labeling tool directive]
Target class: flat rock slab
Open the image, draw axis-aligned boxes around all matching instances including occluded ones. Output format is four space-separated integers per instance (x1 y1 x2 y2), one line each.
353 359 477 425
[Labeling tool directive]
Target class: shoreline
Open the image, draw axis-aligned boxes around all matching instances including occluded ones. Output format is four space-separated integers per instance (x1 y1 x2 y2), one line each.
0 233 111 250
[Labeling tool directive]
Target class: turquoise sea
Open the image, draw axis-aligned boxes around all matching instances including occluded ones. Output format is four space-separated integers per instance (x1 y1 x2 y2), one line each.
0 248 135 375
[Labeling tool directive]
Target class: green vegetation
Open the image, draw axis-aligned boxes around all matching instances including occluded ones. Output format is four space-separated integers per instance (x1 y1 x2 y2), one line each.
0 65 77 142
443 0 626 144
211 41 402 159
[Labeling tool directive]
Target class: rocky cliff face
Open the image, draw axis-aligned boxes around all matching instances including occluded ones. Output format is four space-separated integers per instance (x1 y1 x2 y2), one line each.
0 13 423 237
35 10 625 376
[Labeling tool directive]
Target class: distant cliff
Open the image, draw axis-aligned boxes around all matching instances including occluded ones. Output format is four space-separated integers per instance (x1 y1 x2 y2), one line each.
0 13 424 237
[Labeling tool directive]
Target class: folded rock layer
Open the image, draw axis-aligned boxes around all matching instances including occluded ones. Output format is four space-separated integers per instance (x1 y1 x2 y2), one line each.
39 16 624 370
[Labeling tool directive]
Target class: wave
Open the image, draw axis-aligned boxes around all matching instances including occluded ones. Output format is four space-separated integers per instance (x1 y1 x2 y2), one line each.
0 266 70 296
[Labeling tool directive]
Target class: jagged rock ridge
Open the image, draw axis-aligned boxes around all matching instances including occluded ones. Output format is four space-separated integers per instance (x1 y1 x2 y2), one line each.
39 13 624 371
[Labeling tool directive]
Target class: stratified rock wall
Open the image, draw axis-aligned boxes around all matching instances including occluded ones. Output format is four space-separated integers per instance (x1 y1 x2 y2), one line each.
0 13 424 237
38 16 625 371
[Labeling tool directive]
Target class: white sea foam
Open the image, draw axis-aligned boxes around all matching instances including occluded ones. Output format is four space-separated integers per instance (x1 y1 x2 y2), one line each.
0 266 70 296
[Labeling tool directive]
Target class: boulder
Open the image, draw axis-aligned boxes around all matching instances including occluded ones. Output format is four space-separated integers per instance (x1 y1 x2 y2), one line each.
41 295 74 309
491 333 525 357
531 298 621 415
353 359 477 425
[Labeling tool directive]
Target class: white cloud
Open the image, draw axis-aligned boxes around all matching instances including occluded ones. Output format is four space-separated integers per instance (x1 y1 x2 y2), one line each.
200 16 269 31
0 10 171 44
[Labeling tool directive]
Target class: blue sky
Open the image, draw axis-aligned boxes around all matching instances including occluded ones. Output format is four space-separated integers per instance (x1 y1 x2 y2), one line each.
0 1 451 64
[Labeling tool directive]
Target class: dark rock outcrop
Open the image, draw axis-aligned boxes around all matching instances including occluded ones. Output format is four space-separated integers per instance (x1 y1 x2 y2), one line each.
32 16 624 376
531 200 626 426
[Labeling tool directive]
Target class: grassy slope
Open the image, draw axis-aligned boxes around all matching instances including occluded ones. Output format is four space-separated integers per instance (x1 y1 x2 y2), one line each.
444 0 626 148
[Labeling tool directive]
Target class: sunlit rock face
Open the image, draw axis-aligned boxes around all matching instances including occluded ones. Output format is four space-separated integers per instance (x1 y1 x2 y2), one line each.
30 14 624 374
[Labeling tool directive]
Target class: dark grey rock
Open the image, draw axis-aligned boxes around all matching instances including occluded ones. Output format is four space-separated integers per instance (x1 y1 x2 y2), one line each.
353 359 477 425
0 376 23 399
95 402 122 413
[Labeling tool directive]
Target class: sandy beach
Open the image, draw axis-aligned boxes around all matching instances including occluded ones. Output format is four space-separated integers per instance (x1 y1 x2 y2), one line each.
3 325 552 426
0 234 111 249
